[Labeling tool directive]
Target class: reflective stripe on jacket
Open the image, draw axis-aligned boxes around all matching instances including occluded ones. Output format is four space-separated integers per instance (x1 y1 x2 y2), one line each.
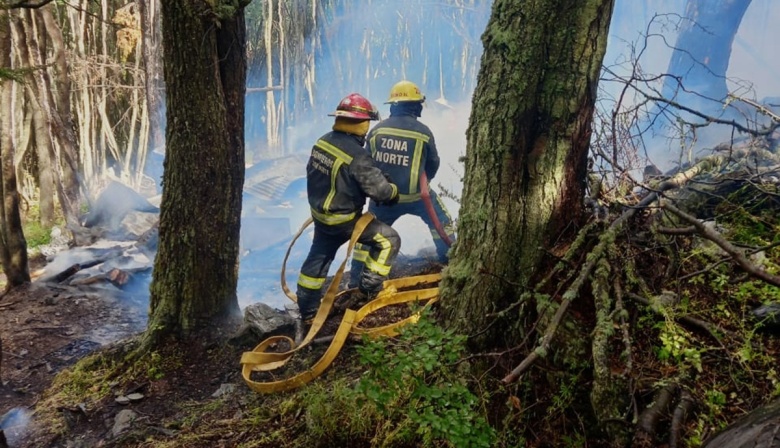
306 131 397 224
367 115 439 197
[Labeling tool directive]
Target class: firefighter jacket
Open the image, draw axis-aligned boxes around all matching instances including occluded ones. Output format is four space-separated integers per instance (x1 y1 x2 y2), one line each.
366 114 439 203
306 130 398 225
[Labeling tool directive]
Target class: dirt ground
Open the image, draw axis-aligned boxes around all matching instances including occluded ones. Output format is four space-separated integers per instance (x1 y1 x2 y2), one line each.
0 259 264 448
0 254 151 445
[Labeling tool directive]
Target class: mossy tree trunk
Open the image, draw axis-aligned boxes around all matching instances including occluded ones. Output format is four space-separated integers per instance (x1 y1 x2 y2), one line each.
143 0 248 347
0 11 30 289
440 0 614 348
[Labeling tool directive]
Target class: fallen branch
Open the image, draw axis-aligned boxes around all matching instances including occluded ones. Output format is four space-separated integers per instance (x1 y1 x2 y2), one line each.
656 226 696 235
43 259 106 283
0 300 21 309
502 156 731 384
727 94 780 123
612 276 632 374
679 240 780 282
641 92 776 136
662 202 780 287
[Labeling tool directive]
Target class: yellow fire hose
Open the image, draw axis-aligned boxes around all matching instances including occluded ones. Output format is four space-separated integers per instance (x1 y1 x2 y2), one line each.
240 214 441 393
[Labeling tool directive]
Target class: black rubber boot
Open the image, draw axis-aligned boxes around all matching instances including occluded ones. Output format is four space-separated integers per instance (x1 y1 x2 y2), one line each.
359 270 385 297
296 289 322 322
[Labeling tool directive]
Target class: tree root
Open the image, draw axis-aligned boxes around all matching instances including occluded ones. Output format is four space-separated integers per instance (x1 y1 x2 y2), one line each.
631 384 696 448
670 390 695 448
633 383 679 446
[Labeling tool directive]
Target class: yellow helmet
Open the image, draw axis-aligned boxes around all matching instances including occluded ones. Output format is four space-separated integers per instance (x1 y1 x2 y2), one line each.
385 80 425 104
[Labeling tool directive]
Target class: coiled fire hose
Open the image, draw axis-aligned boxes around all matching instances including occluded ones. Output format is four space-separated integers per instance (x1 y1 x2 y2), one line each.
240 214 441 393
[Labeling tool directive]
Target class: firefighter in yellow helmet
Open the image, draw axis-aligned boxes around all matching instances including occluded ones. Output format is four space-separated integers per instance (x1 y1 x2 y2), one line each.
350 81 455 287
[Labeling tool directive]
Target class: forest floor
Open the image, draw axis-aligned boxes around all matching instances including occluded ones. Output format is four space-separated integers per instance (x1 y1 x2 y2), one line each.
0 253 152 447
0 251 439 448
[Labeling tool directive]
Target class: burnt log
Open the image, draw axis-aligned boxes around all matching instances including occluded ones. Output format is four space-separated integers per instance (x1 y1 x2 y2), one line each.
41 257 110 283
68 267 152 291
702 398 780 448
40 249 124 284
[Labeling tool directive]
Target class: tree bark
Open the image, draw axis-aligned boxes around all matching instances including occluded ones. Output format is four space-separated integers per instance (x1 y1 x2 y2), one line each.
138 0 165 152
143 1 247 347
0 10 30 288
440 0 615 348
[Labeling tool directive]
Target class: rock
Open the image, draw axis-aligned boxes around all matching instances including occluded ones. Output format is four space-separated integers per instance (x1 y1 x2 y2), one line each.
115 396 130 405
126 393 144 402
211 383 236 398
752 303 780 333
111 409 137 438
703 398 780 447
230 303 296 345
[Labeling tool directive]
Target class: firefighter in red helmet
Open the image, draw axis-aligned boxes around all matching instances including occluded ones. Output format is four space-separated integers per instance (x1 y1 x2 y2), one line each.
295 93 401 324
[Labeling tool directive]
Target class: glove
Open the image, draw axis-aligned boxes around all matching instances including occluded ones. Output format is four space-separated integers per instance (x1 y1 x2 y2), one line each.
377 184 400 206
382 172 394 184
386 191 400 206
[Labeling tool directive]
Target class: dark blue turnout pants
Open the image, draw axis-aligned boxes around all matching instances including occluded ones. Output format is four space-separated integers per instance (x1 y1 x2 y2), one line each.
296 215 400 320
350 189 454 287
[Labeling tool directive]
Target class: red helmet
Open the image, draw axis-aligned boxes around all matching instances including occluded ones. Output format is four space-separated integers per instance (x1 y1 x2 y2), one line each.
328 93 380 120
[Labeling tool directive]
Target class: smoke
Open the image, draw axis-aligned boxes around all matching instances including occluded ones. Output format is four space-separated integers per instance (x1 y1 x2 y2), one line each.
142 0 780 309
602 0 780 171
386 100 468 256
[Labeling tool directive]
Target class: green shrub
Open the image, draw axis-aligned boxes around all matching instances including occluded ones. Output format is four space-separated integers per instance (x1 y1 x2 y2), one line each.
24 220 51 248
355 307 496 448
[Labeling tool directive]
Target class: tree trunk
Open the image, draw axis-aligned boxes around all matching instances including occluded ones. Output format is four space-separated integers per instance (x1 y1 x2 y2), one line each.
20 8 81 228
138 0 165 152
9 10 55 227
0 11 30 288
143 1 247 347
662 0 752 109
440 0 614 348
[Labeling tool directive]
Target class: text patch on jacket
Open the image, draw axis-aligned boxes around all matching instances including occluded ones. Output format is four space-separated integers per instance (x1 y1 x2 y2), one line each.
374 136 411 166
